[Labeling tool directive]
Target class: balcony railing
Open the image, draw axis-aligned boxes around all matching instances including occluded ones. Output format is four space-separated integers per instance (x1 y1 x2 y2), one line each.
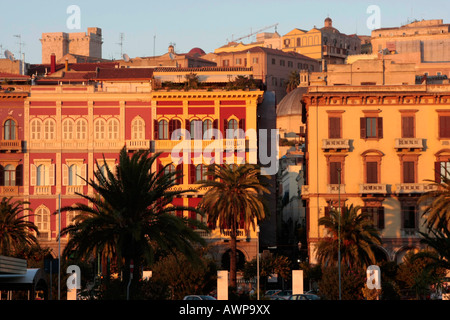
126 139 151 151
34 186 51 195
322 139 350 151
394 138 424 150
401 228 419 237
395 183 438 194
0 186 19 195
221 229 247 240
359 183 387 194
154 139 251 152
66 185 84 195
0 140 22 152
327 184 345 194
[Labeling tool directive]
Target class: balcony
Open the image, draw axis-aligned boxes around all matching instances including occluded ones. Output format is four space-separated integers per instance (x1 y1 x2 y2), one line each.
125 140 152 152
0 186 19 196
395 183 437 194
154 139 251 152
66 185 84 195
359 183 387 194
401 228 419 238
0 140 22 152
34 186 51 195
327 184 345 194
221 229 247 240
394 138 424 151
322 139 350 151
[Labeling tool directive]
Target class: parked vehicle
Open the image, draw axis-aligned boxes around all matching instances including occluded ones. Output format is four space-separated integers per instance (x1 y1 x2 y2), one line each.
272 290 292 300
264 289 281 298
183 295 216 300
288 293 320 300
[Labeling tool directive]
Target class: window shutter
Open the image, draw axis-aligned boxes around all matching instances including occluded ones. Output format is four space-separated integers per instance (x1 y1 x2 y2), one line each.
176 164 183 184
49 164 55 186
329 162 341 184
360 117 366 139
366 162 378 183
15 165 22 186
378 207 385 229
0 165 4 186
403 161 415 183
402 116 414 138
168 119 174 138
223 119 228 137
62 164 68 186
81 164 87 185
190 164 196 184
213 119 218 130
377 117 383 138
435 161 442 183
153 120 158 140
239 119 245 131
324 206 330 218
30 164 37 186
329 117 341 139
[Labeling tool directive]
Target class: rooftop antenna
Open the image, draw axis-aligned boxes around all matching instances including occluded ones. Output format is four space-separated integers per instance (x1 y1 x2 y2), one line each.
13 34 24 58
117 33 125 58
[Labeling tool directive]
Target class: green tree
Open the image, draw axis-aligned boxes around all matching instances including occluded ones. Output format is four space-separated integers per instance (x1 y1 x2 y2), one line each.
197 163 270 290
316 204 382 269
59 147 207 296
285 71 300 93
318 265 366 300
419 170 450 231
0 197 38 256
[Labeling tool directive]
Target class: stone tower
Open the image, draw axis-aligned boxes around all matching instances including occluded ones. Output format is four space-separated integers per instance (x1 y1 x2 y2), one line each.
40 27 103 64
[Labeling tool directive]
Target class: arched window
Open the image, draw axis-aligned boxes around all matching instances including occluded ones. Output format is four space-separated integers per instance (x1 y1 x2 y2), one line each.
158 120 168 140
68 164 79 186
4 164 15 186
36 164 48 186
107 118 119 140
190 120 203 140
43 119 55 140
164 164 176 176
131 117 145 140
196 164 208 181
35 206 50 239
203 119 213 140
66 210 78 227
62 119 74 140
4 119 16 140
75 118 87 140
30 119 42 140
94 118 106 140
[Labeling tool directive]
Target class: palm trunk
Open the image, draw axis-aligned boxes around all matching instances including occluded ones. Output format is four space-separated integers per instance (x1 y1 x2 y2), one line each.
230 233 237 289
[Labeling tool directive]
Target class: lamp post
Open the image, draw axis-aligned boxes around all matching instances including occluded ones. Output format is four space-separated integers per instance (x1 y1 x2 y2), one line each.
337 167 342 301
256 225 260 300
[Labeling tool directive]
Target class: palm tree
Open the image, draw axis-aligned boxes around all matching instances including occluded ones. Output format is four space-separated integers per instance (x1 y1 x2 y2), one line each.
0 196 38 256
419 171 450 231
285 70 300 93
59 147 208 289
316 204 382 269
197 163 270 289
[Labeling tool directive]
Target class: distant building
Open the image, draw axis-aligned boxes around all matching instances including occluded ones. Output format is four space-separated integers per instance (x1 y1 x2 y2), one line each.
40 28 103 64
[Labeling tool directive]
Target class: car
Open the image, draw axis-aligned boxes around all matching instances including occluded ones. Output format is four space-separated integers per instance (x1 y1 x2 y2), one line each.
272 290 292 300
288 293 320 301
183 295 216 300
264 289 281 298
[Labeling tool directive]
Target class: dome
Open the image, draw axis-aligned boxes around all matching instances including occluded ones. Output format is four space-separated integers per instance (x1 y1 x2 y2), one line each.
276 87 307 117
188 47 206 56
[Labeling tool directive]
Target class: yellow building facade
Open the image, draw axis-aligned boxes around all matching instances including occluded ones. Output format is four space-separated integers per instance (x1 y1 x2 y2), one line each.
302 83 450 264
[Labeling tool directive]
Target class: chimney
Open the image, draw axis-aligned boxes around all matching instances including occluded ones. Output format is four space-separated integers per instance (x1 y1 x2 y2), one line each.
50 53 56 74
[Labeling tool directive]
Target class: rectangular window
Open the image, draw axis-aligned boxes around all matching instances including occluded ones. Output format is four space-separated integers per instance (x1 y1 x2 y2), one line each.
272 58 276 65
280 60 285 66
435 161 450 182
439 115 450 138
360 117 383 139
328 117 341 139
362 207 385 229
366 162 378 183
402 205 416 229
236 58 242 65
329 162 341 185
403 161 415 183
223 60 229 67
402 116 415 138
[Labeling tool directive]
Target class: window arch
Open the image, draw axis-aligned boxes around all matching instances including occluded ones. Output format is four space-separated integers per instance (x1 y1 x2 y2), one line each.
107 118 119 140
158 120 168 140
4 119 17 140
75 118 87 140
35 206 50 239
62 118 74 140
30 119 42 140
131 117 145 140
94 118 106 140
203 119 213 140
190 119 203 140
43 119 55 140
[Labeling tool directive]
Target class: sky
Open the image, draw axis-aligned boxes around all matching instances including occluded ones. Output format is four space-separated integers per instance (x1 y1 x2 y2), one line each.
1 0 449 64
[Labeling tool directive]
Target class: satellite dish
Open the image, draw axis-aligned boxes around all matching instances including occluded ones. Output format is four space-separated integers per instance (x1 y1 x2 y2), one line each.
4 50 15 61
123 53 130 62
